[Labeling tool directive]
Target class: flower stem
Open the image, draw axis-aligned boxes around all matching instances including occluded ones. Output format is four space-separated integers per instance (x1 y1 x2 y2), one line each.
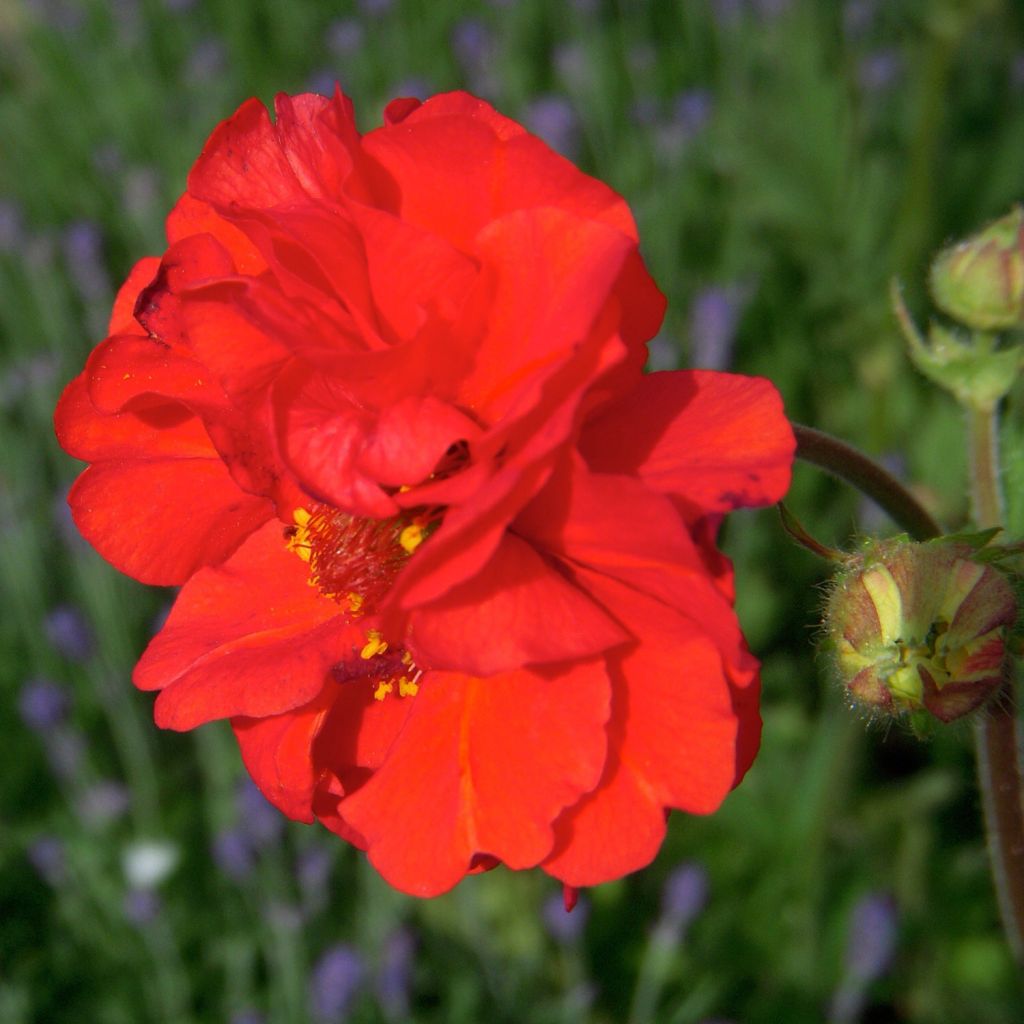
967 403 1024 966
791 424 941 541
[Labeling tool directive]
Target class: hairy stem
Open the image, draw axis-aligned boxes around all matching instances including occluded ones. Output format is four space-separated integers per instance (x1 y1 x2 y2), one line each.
792 424 941 541
967 403 1024 966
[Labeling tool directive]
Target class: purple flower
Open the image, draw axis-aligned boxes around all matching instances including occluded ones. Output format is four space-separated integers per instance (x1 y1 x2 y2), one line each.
77 780 131 828
842 0 876 40
213 828 256 882
857 49 903 93
845 892 898 982
542 891 590 944
44 605 95 663
660 863 710 932
688 285 744 370
185 36 227 85
375 928 415 1021
297 843 333 911
326 18 364 57
553 41 591 91
830 892 899 1023
646 333 680 371
391 77 432 102
0 200 24 252
47 728 86 780
237 778 284 848
310 945 365 1022
62 221 110 304
711 0 744 27
673 89 714 138
751 0 791 19
1010 53 1024 93
358 0 393 15
523 95 581 159
124 888 162 926
28 836 66 886
451 18 494 72
229 1012 265 1024
123 166 162 221
19 678 70 731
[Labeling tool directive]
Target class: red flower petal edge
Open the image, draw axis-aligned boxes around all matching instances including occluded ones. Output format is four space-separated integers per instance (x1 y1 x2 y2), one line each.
55 88 795 896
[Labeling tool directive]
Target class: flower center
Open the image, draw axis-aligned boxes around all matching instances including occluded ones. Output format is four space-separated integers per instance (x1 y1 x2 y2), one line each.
285 504 426 614
284 504 430 702
332 629 423 701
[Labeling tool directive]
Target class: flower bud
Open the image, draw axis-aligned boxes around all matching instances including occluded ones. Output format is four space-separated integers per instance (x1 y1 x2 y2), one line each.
930 207 1024 330
825 537 1017 723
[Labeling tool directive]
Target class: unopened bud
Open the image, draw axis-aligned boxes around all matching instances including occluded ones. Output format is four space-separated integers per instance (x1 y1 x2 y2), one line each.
826 537 1016 723
930 207 1024 330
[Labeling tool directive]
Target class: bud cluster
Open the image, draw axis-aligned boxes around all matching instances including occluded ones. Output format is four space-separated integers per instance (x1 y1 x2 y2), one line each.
825 536 1017 723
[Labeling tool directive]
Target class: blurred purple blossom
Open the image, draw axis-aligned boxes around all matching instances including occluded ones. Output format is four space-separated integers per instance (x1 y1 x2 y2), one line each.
45 605 95 663
47 727 86 780
542 891 590 944
19 678 70 732
77 780 131 828
689 285 747 370
0 200 24 252
62 221 110 304
751 0 791 19
711 0 744 27
310 945 365 1022
185 36 227 85
842 0 876 40
375 927 415 1021
857 49 903 93
660 862 710 932
646 333 679 371
229 1012 265 1024
524 95 581 159
213 828 256 883
123 166 162 222
237 778 284 848
297 843 333 911
124 888 162 926
627 43 656 75
451 18 495 73
391 77 432 102
830 892 898 1023
358 0 393 15
162 0 197 12
629 97 659 128
674 89 714 137
326 18 364 57
1011 53 1024 93
845 892 898 982
28 836 66 886
553 41 592 91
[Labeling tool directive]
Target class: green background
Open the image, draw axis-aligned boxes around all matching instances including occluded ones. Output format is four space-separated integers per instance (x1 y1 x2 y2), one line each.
3 0 1024 1020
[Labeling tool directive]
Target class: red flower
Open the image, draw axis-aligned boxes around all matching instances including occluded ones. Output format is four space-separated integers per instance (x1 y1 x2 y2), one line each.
55 90 794 895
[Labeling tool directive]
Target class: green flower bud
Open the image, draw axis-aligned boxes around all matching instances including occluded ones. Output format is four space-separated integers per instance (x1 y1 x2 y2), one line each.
826 537 1016 723
930 207 1024 331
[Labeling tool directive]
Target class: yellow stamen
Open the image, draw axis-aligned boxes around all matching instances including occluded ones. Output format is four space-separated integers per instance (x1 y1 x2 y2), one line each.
346 592 364 614
399 524 425 554
373 681 394 701
360 629 388 660
398 675 420 698
285 508 313 562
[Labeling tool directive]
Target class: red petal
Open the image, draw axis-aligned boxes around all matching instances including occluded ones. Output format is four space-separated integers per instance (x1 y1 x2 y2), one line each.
544 574 756 886
362 97 636 253
69 458 272 586
135 521 354 724
165 193 266 276
187 92 357 210
405 532 627 677
232 687 335 822
580 371 794 515
338 658 611 896
516 458 749 659
108 257 160 335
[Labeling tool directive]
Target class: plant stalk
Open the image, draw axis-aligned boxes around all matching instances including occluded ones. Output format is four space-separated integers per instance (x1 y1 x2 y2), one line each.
967 403 1024 967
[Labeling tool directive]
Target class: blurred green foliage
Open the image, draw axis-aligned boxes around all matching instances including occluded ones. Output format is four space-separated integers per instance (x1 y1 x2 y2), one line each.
2 0 1024 1021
